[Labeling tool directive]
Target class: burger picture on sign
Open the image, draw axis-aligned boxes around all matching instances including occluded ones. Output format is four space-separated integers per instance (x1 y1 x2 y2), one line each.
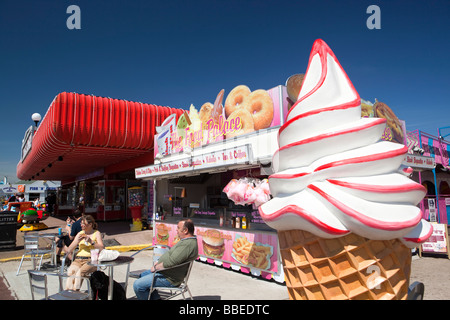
156 223 170 245
202 229 225 259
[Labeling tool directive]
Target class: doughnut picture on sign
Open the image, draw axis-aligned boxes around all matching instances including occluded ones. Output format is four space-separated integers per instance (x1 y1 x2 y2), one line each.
374 99 405 144
224 85 274 137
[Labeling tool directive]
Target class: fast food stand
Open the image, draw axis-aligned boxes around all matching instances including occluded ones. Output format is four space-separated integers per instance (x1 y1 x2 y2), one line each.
135 85 289 282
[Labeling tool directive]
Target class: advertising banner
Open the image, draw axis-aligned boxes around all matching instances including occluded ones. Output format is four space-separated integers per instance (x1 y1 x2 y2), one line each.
403 154 436 169
154 85 289 158
361 99 406 145
154 222 279 274
155 114 177 156
136 144 251 179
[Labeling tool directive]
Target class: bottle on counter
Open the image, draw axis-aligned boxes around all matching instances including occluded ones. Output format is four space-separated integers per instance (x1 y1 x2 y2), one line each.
241 216 247 229
235 216 240 229
219 214 224 227
232 217 236 228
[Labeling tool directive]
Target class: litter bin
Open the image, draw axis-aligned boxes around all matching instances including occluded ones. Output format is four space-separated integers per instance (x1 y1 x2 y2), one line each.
0 212 18 250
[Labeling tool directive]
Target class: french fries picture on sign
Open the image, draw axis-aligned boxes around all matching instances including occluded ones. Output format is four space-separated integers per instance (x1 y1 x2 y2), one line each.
232 234 274 270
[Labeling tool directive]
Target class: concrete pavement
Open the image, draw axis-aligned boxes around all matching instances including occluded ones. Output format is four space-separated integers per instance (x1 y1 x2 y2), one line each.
0 216 288 300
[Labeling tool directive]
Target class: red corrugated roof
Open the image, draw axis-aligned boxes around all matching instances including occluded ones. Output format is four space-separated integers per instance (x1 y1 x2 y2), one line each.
17 92 183 182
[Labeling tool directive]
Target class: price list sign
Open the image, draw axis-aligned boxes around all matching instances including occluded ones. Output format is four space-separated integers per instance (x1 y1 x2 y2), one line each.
420 223 450 258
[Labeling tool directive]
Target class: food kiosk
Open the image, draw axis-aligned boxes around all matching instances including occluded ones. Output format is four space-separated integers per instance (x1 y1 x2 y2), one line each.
135 85 289 282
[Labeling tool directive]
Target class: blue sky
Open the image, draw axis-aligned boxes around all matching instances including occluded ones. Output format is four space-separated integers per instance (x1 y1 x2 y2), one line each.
1 0 449 182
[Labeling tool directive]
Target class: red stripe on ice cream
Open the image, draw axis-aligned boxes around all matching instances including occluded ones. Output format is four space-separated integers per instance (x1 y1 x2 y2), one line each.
314 146 408 172
327 179 427 193
270 145 408 180
286 39 360 121
269 171 311 180
402 167 413 175
258 205 349 235
403 225 434 243
280 98 360 138
308 184 422 231
278 118 385 153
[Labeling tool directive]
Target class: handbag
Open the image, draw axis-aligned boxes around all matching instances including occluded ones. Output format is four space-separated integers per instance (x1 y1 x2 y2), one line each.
98 249 120 262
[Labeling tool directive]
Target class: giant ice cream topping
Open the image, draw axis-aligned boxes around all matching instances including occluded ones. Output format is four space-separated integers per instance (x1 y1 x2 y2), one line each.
259 39 432 248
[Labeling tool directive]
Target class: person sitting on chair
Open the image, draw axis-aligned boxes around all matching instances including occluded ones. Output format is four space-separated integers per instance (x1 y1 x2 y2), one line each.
133 219 198 300
55 210 84 265
66 215 104 290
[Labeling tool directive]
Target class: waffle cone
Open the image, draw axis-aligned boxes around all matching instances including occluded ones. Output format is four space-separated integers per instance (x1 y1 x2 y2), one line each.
278 230 411 300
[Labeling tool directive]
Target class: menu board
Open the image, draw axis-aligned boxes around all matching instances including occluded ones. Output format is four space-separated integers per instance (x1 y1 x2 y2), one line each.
197 227 279 273
173 206 182 216
250 210 265 225
420 223 450 258
227 209 266 225
153 222 280 274
190 208 224 220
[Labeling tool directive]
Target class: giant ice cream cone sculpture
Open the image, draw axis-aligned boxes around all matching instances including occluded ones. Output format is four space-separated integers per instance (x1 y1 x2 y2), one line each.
259 39 433 300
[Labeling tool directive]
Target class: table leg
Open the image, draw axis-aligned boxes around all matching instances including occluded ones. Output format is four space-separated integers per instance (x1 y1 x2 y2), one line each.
51 239 56 266
108 267 114 300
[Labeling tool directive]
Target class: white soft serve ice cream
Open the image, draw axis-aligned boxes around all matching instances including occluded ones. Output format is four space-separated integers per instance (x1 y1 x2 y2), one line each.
259 39 432 248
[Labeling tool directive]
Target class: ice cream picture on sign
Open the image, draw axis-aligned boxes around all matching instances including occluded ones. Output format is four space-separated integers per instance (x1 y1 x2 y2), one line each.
259 39 432 300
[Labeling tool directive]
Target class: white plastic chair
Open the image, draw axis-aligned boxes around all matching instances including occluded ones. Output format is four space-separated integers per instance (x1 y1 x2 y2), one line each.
28 270 92 300
16 235 53 276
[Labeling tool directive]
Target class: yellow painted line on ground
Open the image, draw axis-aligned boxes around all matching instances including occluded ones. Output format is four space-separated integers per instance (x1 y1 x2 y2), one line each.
106 244 153 252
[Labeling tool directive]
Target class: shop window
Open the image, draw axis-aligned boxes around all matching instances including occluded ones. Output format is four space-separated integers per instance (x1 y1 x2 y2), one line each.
439 181 450 195
29 193 40 202
58 187 76 206
422 181 436 196
96 183 105 205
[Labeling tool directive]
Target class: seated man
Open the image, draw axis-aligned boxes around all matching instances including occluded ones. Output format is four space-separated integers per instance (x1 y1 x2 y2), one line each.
133 219 198 300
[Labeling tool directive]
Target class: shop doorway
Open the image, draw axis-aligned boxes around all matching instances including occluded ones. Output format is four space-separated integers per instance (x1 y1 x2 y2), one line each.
439 181 450 224
29 193 40 203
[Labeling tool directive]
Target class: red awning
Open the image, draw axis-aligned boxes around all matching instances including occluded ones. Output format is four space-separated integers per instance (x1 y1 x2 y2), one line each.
17 92 183 182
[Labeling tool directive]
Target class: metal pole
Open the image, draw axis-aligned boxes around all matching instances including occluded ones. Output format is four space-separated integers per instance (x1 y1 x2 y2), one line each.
152 180 157 239
432 168 440 223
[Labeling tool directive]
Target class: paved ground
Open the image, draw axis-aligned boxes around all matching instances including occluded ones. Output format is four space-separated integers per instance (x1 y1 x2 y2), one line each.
1 216 449 300
0 247 288 300
409 254 450 300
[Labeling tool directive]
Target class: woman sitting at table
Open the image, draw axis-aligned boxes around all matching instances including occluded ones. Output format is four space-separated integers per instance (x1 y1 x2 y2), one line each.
55 210 84 265
66 215 104 290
